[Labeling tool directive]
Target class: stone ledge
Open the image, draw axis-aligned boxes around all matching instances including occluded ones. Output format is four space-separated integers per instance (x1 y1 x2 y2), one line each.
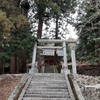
84 84 100 89
68 74 85 100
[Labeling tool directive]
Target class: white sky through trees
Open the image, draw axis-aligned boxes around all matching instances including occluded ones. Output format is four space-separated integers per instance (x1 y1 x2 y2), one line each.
28 0 78 40
67 24 78 39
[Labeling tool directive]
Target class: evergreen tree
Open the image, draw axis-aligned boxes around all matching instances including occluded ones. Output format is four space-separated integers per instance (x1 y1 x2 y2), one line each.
76 0 100 64
0 0 37 74
28 0 61 38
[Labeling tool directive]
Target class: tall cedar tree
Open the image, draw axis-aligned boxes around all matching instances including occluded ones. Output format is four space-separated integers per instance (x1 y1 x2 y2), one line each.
0 0 36 73
76 0 100 64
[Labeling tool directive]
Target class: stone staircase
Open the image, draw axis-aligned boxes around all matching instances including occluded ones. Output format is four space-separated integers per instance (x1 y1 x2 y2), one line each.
44 66 54 73
18 73 75 100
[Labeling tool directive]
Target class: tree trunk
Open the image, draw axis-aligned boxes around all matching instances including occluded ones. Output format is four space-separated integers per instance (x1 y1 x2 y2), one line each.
37 14 44 72
16 0 21 6
20 0 29 16
37 14 43 38
54 15 59 65
0 61 3 74
10 56 16 74
2 60 5 74
18 50 27 73
54 50 58 65
55 15 59 39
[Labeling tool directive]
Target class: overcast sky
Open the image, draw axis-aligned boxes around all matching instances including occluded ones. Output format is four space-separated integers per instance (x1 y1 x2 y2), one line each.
67 24 78 39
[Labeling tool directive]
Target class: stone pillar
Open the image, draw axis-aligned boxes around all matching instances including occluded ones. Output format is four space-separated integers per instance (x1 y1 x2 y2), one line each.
32 42 37 67
63 42 67 66
70 43 77 74
29 43 38 74
61 42 70 74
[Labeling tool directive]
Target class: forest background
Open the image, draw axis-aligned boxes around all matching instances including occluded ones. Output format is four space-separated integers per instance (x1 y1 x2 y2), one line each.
0 0 100 74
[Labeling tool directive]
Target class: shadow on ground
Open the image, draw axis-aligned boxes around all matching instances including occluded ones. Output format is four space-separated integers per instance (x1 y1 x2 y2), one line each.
77 65 100 76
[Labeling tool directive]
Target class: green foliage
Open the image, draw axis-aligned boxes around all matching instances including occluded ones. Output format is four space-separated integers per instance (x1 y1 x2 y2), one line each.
9 28 37 59
0 0 37 73
29 0 76 38
0 52 9 60
33 0 61 19
53 0 76 13
76 0 100 64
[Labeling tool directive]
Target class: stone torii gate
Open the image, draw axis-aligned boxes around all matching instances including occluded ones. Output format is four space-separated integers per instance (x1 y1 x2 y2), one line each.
29 39 77 74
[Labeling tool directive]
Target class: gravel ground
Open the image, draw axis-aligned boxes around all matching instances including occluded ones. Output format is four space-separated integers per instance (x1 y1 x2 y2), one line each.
76 65 100 100
71 74 100 100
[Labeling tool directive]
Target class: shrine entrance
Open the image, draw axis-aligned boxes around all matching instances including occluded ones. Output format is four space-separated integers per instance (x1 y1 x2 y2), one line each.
40 49 63 73
30 39 77 74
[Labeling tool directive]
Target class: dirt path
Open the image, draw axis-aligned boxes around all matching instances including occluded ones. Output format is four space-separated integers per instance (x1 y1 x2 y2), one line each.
0 75 21 100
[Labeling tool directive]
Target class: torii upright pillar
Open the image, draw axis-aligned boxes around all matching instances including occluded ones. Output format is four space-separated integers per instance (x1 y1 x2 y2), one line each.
61 42 70 74
70 43 77 74
63 42 67 66
32 42 37 67
29 42 38 74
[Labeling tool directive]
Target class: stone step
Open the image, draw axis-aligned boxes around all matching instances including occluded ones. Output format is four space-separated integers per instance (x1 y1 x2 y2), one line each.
29 83 67 87
32 77 64 81
30 79 65 82
25 91 69 95
30 81 66 84
32 75 64 78
32 74 64 77
31 73 64 77
22 97 71 100
44 65 54 73
24 93 70 98
18 73 74 100
26 89 68 93
31 78 65 81
28 85 67 89
31 74 65 79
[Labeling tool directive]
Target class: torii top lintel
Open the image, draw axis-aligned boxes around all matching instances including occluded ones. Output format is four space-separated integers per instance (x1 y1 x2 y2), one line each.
38 39 77 43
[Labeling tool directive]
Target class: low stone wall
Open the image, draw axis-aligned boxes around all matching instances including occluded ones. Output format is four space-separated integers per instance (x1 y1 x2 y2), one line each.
8 73 30 100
